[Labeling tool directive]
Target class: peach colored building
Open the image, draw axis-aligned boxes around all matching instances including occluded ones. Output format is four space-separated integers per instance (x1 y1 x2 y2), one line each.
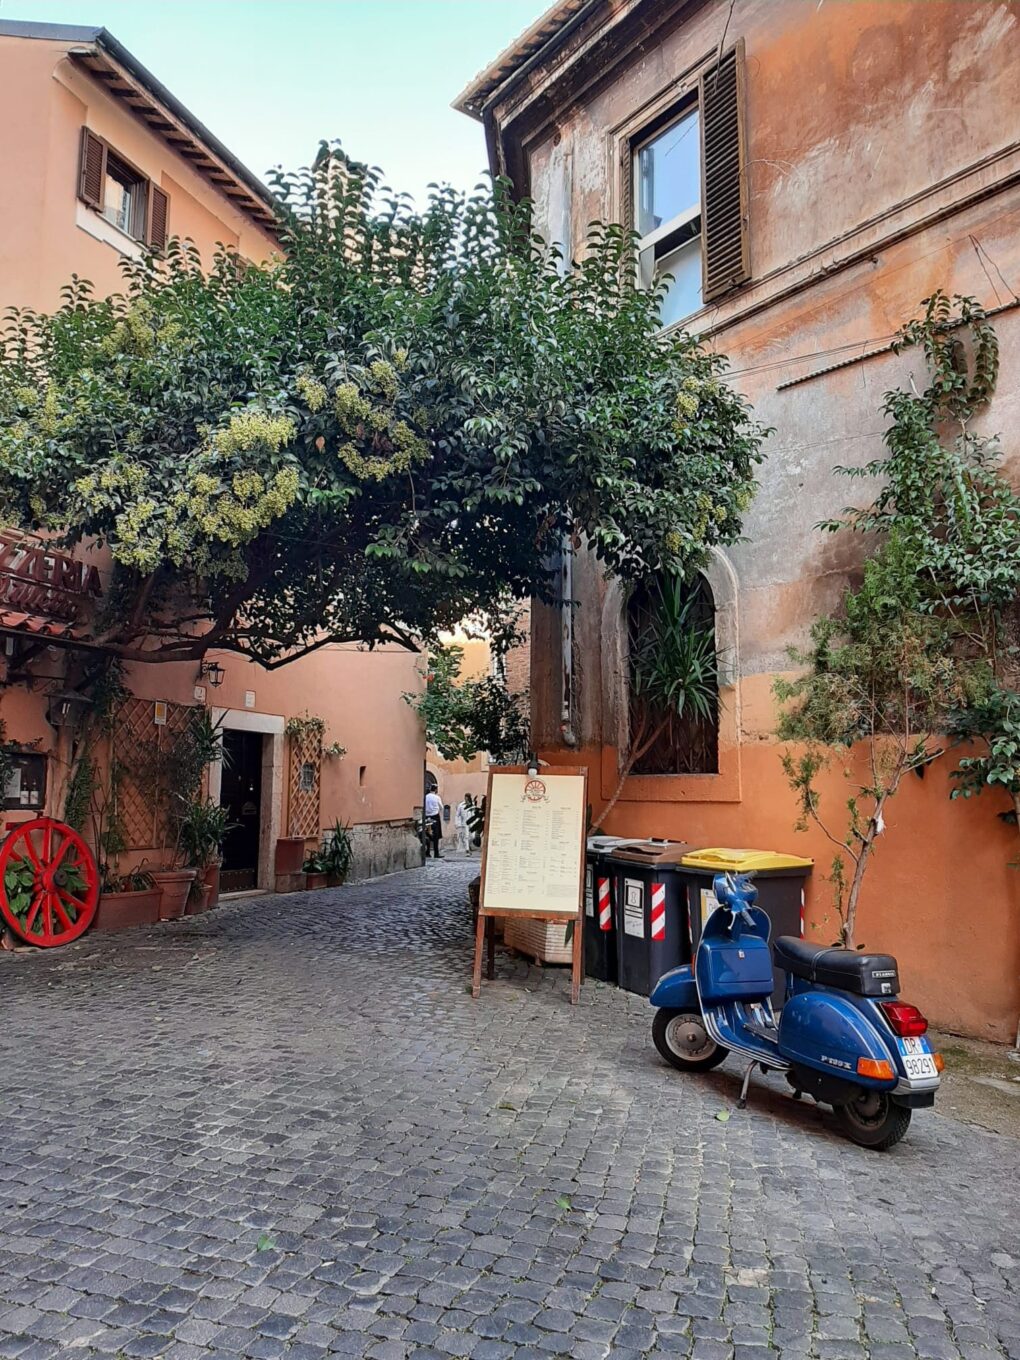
0 21 423 889
458 0 1020 1041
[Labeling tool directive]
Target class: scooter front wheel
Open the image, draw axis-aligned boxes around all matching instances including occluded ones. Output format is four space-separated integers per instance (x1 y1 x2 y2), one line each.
834 1090 912 1150
653 1009 728 1072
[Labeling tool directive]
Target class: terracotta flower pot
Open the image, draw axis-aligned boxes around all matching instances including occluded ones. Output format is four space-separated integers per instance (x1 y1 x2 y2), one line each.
201 863 220 909
275 837 308 875
152 868 197 920
185 880 212 915
306 872 327 890
94 888 162 932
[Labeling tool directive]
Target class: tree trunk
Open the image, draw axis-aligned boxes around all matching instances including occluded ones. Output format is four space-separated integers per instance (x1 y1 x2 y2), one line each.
590 713 669 833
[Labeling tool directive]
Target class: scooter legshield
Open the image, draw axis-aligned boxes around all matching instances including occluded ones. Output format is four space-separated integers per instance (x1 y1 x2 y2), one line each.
778 991 897 1087
649 964 699 1011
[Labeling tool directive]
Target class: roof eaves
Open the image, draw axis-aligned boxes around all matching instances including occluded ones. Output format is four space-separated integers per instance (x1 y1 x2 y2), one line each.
88 28 279 223
452 0 594 119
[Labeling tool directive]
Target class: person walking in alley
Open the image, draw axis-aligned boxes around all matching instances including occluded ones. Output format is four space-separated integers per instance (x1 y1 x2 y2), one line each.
424 787 443 859
455 793 474 854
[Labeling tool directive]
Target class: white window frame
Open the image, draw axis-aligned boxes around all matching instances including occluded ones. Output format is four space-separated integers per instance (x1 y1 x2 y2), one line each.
632 104 703 317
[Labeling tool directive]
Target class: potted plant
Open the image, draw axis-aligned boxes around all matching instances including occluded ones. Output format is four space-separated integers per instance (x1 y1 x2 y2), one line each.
95 865 162 932
321 819 354 887
146 714 225 919
179 798 235 913
303 849 328 890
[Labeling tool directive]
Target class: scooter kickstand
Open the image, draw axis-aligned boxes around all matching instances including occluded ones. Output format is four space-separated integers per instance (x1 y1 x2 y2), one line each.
737 1060 755 1110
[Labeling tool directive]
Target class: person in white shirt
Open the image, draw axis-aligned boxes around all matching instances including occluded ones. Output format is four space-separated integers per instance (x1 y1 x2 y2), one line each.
455 794 473 853
424 788 443 859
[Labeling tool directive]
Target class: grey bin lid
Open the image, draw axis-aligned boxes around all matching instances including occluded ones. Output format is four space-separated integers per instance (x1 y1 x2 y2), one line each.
586 835 635 852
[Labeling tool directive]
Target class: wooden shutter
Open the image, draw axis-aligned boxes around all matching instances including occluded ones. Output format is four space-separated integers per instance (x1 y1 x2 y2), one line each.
699 42 749 302
148 184 170 250
78 127 106 208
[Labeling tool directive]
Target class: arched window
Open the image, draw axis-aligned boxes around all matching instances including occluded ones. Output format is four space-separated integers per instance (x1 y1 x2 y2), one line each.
627 572 719 775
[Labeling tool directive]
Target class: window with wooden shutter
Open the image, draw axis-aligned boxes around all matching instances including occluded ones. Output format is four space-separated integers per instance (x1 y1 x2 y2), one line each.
699 42 749 302
148 185 170 251
78 127 106 208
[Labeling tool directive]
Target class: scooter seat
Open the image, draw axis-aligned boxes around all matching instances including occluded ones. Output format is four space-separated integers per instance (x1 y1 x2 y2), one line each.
774 936 900 998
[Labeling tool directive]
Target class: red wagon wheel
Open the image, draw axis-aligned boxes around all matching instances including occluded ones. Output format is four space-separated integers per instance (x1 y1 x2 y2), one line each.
0 818 99 947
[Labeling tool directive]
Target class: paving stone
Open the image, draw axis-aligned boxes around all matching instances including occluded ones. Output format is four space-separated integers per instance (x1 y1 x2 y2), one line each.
0 862 1014 1360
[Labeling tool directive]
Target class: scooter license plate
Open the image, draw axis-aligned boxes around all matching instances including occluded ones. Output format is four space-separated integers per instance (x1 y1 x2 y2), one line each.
897 1036 938 1079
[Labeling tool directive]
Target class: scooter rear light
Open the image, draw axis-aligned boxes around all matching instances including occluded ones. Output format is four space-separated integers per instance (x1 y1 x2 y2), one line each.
880 1001 929 1037
857 1057 895 1080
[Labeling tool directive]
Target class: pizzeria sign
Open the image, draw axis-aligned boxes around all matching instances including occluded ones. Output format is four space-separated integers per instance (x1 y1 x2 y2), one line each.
0 532 102 623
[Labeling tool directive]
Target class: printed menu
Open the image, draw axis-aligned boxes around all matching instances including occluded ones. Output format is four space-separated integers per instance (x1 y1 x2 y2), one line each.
481 772 585 915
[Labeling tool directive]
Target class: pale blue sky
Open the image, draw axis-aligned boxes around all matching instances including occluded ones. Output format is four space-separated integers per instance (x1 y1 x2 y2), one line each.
0 0 548 205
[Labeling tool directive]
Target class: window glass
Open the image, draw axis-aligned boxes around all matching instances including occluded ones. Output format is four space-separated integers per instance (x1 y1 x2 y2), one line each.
656 237 703 328
102 159 143 237
635 108 700 237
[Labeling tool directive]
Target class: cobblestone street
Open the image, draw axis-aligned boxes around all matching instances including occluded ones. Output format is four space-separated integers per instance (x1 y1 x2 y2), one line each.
0 860 1017 1360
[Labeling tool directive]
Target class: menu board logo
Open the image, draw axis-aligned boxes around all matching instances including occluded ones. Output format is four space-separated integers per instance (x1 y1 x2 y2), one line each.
523 778 548 804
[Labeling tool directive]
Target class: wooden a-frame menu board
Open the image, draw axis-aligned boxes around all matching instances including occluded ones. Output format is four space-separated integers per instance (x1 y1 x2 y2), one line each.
472 766 588 1004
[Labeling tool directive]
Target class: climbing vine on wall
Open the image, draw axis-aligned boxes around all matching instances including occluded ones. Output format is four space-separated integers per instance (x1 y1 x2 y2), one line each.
776 292 1020 943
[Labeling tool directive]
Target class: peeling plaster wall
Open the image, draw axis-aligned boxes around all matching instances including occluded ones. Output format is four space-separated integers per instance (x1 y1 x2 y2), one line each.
489 0 1020 1040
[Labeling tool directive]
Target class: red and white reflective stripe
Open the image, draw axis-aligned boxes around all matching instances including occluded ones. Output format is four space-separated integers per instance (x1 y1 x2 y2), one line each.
800 888 805 937
650 882 666 941
598 877 612 931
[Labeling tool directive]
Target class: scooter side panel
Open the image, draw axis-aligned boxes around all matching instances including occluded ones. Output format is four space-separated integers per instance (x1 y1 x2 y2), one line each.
778 991 897 1087
649 965 699 1011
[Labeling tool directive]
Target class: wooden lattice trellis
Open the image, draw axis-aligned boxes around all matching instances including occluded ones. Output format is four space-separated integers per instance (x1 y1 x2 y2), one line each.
288 726 322 838
112 698 203 851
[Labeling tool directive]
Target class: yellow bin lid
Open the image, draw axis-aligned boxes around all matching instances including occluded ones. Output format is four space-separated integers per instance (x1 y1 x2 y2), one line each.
680 847 813 872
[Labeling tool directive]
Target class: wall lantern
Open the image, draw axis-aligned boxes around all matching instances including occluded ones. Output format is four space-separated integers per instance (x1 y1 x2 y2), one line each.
199 659 225 688
46 690 92 729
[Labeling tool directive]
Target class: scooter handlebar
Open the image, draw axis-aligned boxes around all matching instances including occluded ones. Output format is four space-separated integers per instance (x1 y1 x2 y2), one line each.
713 871 759 928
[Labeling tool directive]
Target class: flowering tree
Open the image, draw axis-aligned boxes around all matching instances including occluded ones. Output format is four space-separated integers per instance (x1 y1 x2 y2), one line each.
0 147 766 667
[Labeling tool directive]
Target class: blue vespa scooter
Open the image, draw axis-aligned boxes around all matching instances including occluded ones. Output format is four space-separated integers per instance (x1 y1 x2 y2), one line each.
649 873 942 1149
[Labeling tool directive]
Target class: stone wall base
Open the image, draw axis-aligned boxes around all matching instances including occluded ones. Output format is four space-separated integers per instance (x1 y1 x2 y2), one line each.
348 818 423 882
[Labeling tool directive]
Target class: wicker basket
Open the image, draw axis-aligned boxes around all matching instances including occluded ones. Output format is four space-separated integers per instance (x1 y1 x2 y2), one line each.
505 916 572 965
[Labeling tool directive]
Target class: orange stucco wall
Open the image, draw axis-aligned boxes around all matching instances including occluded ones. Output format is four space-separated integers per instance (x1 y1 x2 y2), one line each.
0 32 278 311
490 0 1020 1040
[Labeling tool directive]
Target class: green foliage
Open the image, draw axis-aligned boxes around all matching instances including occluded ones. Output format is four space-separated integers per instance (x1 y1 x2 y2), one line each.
629 575 718 726
949 681 1020 827
63 751 96 832
3 858 36 925
178 798 237 869
100 865 156 894
592 572 718 828
820 292 1019 615
406 642 530 765
285 714 326 740
0 147 765 667
776 291 1020 935
143 711 225 867
321 819 354 882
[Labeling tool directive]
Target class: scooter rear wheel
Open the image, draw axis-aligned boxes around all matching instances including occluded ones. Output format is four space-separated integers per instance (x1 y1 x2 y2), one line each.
834 1090 912 1150
653 1009 728 1072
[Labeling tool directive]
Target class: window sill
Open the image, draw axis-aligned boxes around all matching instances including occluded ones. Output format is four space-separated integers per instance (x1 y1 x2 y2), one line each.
75 202 144 259
600 744 742 805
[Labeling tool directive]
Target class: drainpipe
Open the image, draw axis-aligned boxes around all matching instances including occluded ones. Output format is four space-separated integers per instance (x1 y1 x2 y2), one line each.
560 538 577 748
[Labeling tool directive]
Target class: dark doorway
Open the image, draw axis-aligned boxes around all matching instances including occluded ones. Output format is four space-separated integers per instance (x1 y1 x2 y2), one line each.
220 729 264 892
